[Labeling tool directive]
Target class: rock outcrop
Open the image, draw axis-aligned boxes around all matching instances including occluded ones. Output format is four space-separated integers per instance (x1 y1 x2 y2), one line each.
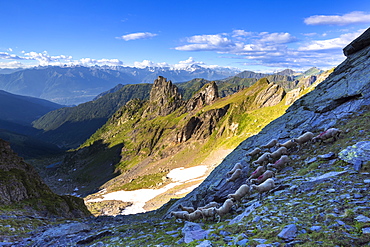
185 81 219 112
166 27 370 214
177 105 230 143
0 138 91 218
144 76 183 117
253 83 285 107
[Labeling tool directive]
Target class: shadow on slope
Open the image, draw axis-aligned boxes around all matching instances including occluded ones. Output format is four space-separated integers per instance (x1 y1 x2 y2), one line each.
48 140 124 196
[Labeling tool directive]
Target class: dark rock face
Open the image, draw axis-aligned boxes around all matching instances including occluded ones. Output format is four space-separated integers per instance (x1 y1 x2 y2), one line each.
145 76 183 117
165 27 370 215
343 27 370 56
177 105 230 143
0 139 49 204
0 139 91 218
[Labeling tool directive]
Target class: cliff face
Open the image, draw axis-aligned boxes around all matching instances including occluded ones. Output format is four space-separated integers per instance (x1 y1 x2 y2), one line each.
185 81 219 112
0 139 91 218
167 27 370 213
144 76 184 118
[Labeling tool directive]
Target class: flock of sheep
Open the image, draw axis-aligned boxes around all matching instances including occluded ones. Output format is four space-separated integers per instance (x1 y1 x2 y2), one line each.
170 128 342 222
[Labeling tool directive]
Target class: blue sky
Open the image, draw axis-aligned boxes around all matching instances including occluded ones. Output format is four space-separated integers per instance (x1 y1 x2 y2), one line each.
1 0 369 72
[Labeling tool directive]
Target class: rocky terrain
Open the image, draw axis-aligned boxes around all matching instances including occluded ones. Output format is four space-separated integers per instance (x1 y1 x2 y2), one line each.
1 28 369 247
6 103 369 247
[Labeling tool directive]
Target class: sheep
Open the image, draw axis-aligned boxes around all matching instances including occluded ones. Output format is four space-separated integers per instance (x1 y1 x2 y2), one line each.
170 211 189 220
250 170 275 185
215 199 234 222
199 207 216 221
261 139 278 149
184 209 203 222
245 147 262 157
312 128 342 143
178 205 195 213
227 162 243 175
226 168 242 182
197 202 219 210
267 155 290 171
247 165 266 181
250 178 275 201
227 184 250 202
277 140 298 150
292 132 314 149
252 152 271 166
268 147 288 162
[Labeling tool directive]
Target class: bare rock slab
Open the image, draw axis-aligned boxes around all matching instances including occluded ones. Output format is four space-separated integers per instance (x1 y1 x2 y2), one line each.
181 222 210 244
339 141 370 171
278 224 297 241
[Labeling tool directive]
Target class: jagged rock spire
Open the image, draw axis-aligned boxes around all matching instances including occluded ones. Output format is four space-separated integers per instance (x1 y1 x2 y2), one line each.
145 76 183 117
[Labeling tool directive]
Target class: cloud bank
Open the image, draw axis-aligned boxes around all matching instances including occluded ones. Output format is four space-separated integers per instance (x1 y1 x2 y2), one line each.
116 32 158 41
174 27 365 69
304 11 370 26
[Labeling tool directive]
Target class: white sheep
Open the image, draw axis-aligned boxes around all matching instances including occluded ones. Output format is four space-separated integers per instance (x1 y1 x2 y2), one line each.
178 205 195 213
226 168 242 182
252 152 271 166
292 132 314 149
247 165 266 181
312 128 342 143
267 155 290 171
268 147 288 162
245 147 262 157
261 139 278 149
227 184 250 202
277 140 298 150
215 198 234 222
250 170 275 185
184 209 203 221
197 202 219 210
227 162 243 175
199 207 216 221
170 211 189 220
250 178 275 201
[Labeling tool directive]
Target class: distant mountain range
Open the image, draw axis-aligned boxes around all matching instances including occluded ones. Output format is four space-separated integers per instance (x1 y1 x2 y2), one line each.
0 90 64 158
0 90 63 126
0 65 240 105
0 65 323 106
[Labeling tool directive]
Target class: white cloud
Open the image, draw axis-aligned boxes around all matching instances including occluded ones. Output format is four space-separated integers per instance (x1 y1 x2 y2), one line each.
304 11 370 26
0 52 23 60
259 32 298 44
298 29 364 51
79 58 123 66
116 32 157 41
133 60 169 68
0 61 24 68
178 57 204 65
7 48 13 52
232 30 252 37
175 34 235 51
174 28 364 70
